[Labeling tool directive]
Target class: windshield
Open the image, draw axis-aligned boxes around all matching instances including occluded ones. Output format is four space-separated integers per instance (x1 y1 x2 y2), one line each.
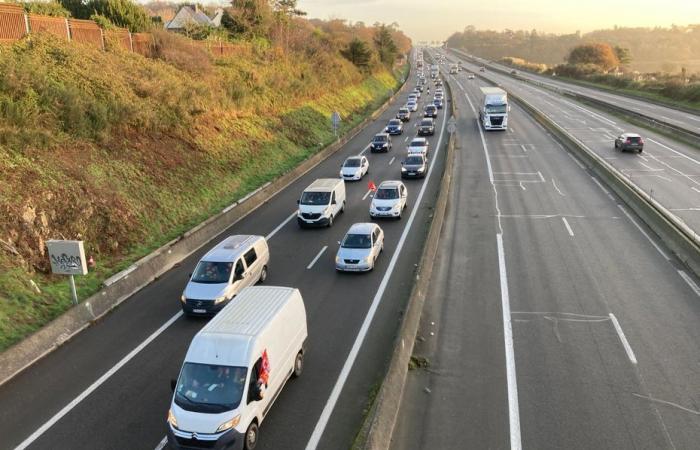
375 188 399 200
342 233 372 249
486 104 507 114
344 158 361 168
174 363 247 413
410 140 426 147
373 135 387 142
388 120 401 126
405 156 424 165
421 120 432 126
191 261 233 284
300 191 331 205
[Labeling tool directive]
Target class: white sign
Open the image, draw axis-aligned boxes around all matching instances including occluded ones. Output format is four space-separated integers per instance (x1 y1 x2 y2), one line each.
47 240 88 276
447 116 457 134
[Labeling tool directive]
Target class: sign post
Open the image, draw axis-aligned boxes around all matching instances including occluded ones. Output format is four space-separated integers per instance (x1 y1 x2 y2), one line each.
46 240 88 305
331 111 341 138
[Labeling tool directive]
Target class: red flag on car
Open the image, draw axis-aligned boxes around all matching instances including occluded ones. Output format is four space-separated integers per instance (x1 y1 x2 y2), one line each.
368 181 377 192
260 350 270 386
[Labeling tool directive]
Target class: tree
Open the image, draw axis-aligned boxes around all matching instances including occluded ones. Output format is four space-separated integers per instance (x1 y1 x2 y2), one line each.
222 0 274 39
22 1 71 17
567 43 619 70
59 0 151 32
373 24 398 66
341 38 372 69
613 45 632 66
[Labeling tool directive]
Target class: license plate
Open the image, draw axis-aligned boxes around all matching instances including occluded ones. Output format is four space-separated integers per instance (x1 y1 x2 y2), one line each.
193 309 206 314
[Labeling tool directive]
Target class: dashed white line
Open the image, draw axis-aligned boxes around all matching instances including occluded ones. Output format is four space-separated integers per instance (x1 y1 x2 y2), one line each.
537 171 545 182
362 189 373 201
388 156 396 165
520 144 528 153
154 436 168 450
609 313 638 364
562 217 575 236
648 138 700 167
306 246 328 269
266 212 297 240
692 187 700 195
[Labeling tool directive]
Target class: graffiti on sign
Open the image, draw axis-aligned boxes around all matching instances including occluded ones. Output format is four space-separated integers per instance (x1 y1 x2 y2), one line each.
46 240 88 275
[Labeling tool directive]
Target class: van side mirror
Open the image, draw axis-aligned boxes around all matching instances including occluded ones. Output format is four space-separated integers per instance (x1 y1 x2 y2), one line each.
188 273 192 279
170 379 176 392
296 199 300 205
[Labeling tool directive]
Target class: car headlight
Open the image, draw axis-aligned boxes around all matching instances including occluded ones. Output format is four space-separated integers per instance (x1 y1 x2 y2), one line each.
335 255 341 264
362 256 371 264
393 203 401 210
168 409 178 429
214 295 228 305
216 415 241 433
401 167 407 172
418 167 425 172
180 295 186 304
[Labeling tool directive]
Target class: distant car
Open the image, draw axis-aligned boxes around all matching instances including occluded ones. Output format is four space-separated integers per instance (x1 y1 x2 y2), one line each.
406 101 418 112
418 118 435 136
408 137 429 156
370 181 408 219
370 133 392 152
434 92 444 100
467 73 475 79
412 88 421 98
615 133 644 153
340 155 369 181
396 107 411 122
510 70 518 75
401 154 429 179
335 223 384 272
479 67 486 72
435 79 443 87
416 84 424 92
385 119 404 135
433 98 444 109
424 105 438 118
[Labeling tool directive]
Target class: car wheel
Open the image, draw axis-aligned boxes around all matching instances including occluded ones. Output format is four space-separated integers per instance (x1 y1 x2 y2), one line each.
638 149 643 154
292 351 304 378
341 201 346 213
244 422 259 450
328 214 334 227
258 265 268 283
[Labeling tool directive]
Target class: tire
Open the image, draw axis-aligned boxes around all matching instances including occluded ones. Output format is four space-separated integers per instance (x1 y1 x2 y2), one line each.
292 351 304 378
258 265 268 284
638 149 643 154
328 214 334 227
244 422 259 450
341 201 346 213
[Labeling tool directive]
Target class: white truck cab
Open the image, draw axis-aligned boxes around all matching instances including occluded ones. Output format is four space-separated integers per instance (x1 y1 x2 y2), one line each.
297 178 346 228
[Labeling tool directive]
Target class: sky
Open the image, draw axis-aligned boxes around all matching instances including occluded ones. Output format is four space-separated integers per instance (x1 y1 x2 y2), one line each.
297 0 700 42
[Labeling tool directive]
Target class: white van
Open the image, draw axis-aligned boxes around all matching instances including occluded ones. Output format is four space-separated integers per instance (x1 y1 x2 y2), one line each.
180 235 270 316
168 286 308 450
297 178 346 228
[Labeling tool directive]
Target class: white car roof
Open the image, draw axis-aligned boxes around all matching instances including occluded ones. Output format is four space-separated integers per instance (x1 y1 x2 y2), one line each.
378 180 404 189
410 138 428 145
347 222 377 235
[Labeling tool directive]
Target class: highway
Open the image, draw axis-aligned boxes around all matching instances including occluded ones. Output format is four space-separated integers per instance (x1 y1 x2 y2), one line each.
390 53 700 449
446 51 700 238
458 51 700 135
0 60 449 450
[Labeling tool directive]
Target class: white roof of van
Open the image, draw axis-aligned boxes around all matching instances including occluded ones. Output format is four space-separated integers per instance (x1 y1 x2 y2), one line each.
201 235 261 263
480 87 507 95
306 178 343 192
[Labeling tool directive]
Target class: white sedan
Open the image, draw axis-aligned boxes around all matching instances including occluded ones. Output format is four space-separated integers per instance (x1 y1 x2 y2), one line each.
340 155 369 181
370 181 407 219
407 137 429 157
335 223 384 272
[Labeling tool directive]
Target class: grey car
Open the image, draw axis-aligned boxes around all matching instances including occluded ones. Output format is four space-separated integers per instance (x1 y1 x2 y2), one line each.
401 154 428 179
335 223 384 272
615 133 644 153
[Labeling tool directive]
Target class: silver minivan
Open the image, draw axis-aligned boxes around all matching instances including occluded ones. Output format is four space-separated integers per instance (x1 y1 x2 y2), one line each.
180 235 270 316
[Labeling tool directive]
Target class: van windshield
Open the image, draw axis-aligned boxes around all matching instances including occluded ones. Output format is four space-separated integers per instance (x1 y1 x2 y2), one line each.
300 191 331 205
191 261 233 284
174 363 247 414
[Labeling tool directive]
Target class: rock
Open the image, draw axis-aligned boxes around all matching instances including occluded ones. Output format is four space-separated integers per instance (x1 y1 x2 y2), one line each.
21 205 36 224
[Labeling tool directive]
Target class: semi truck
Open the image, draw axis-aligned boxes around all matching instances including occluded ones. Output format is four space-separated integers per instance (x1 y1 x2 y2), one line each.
479 87 509 131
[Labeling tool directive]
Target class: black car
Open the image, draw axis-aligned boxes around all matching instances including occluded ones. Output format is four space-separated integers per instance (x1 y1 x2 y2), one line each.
418 118 435 136
370 133 392 152
401 154 428 179
385 119 403 135
614 133 644 153
433 98 444 109
424 105 438 118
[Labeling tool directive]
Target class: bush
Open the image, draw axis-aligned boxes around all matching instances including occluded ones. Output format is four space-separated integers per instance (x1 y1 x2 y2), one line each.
22 1 70 17
150 30 212 75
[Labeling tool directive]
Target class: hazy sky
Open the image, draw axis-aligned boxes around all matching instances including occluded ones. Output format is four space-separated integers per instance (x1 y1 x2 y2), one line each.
297 0 700 41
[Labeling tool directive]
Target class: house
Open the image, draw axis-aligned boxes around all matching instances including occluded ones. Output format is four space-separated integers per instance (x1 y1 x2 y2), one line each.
164 5 223 32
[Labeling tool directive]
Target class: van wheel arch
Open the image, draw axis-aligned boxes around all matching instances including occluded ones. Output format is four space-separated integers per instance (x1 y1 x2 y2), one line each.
292 351 304 378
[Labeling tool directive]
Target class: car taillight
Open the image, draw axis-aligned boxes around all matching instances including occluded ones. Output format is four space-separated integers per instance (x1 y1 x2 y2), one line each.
639 138 644 144
626 139 631 144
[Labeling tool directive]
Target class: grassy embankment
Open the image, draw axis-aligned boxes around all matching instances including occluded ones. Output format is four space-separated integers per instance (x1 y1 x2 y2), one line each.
0 34 407 350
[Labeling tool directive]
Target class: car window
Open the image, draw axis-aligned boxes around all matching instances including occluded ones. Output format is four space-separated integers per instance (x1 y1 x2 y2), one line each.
332 191 336 203
243 248 257 267
247 357 263 404
300 191 331 205
375 188 399 200
234 259 245 280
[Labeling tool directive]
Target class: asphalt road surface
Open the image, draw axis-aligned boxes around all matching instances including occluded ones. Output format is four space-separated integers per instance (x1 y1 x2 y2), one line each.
0 59 450 450
391 52 700 450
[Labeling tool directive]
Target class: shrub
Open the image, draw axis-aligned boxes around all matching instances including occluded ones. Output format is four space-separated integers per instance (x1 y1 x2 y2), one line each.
150 30 212 75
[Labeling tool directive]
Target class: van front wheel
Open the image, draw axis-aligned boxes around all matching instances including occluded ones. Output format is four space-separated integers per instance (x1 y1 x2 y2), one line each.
293 351 304 378
244 422 259 450
258 266 268 284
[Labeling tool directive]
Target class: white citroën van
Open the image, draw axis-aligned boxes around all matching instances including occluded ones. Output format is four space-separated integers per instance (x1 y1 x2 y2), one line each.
167 286 308 450
297 178 346 228
181 235 270 316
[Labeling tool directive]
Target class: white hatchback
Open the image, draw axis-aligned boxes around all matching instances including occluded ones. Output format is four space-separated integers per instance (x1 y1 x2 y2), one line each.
340 155 369 181
407 137 429 156
370 181 407 219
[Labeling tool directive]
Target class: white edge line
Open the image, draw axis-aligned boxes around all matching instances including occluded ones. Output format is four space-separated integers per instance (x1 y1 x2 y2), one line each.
14 311 184 450
154 436 168 450
677 270 700 297
562 217 575 237
304 92 449 450
616 205 670 260
266 211 297 240
306 246 328 270
609 313 638 365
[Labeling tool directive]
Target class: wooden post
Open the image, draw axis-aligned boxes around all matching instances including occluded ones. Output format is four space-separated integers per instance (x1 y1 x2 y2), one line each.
128 31 133 52
23 12 30 35
64 18 70 41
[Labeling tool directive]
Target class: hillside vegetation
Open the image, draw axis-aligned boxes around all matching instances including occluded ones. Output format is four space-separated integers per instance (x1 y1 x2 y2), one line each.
0 4 410 350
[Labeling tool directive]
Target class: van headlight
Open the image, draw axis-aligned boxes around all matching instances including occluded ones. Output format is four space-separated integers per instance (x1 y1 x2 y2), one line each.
216 415 241 433
214 295 228 305
167 409 178 429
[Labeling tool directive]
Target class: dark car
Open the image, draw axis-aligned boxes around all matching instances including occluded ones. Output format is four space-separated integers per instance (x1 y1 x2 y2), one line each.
416 84 424 92
418 118 435 136
614 133 644 153
370 133 392 152
433 98 444 109
385 119 404 135
424 105 438 118
397 108 411 122
401 154 428 179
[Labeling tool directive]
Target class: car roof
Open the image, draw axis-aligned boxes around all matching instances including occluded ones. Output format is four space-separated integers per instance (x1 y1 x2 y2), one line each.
374 132 389 138
345 155 363 161
378 180 404 189
347 222 377 235
410 137 428 144
202 235 262 262
621 132 642 137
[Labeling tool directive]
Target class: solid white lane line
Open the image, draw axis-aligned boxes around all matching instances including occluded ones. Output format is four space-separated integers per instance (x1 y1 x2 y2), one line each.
590 176 615 201
15 311 184 450
677 270 700 297
304 94 449 450
389 156 396 165
616 205 670 260
640 162 656 171
551 178 565 196
362 189 373 201
566 152 586 170
692 187 700 195
306 246 328 270
266 211 297 240
609 313 638 364
647 138 700 167
562 217 574 237
462 87 521 450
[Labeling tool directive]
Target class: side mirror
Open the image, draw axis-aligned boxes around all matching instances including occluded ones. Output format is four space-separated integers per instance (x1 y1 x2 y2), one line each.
170 379 176 392
296 199 300 205
337 240 341 245
188 273 192 279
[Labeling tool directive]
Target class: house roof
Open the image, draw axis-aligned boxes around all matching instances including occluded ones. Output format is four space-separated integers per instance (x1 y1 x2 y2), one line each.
165 6 223 30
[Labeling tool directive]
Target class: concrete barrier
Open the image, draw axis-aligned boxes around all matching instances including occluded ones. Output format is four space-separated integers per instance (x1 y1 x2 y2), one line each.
0 71 411 387
361 73 457 450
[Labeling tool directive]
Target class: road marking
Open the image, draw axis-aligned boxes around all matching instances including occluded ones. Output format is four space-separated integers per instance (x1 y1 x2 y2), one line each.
692 187 700 195
14 311 184 450
404 136 410 142
687 116 700 123
154 436 167 450
305 91 448 450
633 393 700 415
609 313 638 364
616 204 670 260
562 217 574 236
519 182 526 191
566 152 586 170
389 156 396 165
266 211 297 240
551 178 565 196
462 86 521 450
359 144 370 155
639 162 656 171
306 246 328 270
677 270 700 297
362 189 373 201
537 171 545 182
647 138 700 167
590 176 615 200
519 144 527 153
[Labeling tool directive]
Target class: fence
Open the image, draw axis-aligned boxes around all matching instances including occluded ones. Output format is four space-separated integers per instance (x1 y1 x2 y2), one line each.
0 4 238 59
